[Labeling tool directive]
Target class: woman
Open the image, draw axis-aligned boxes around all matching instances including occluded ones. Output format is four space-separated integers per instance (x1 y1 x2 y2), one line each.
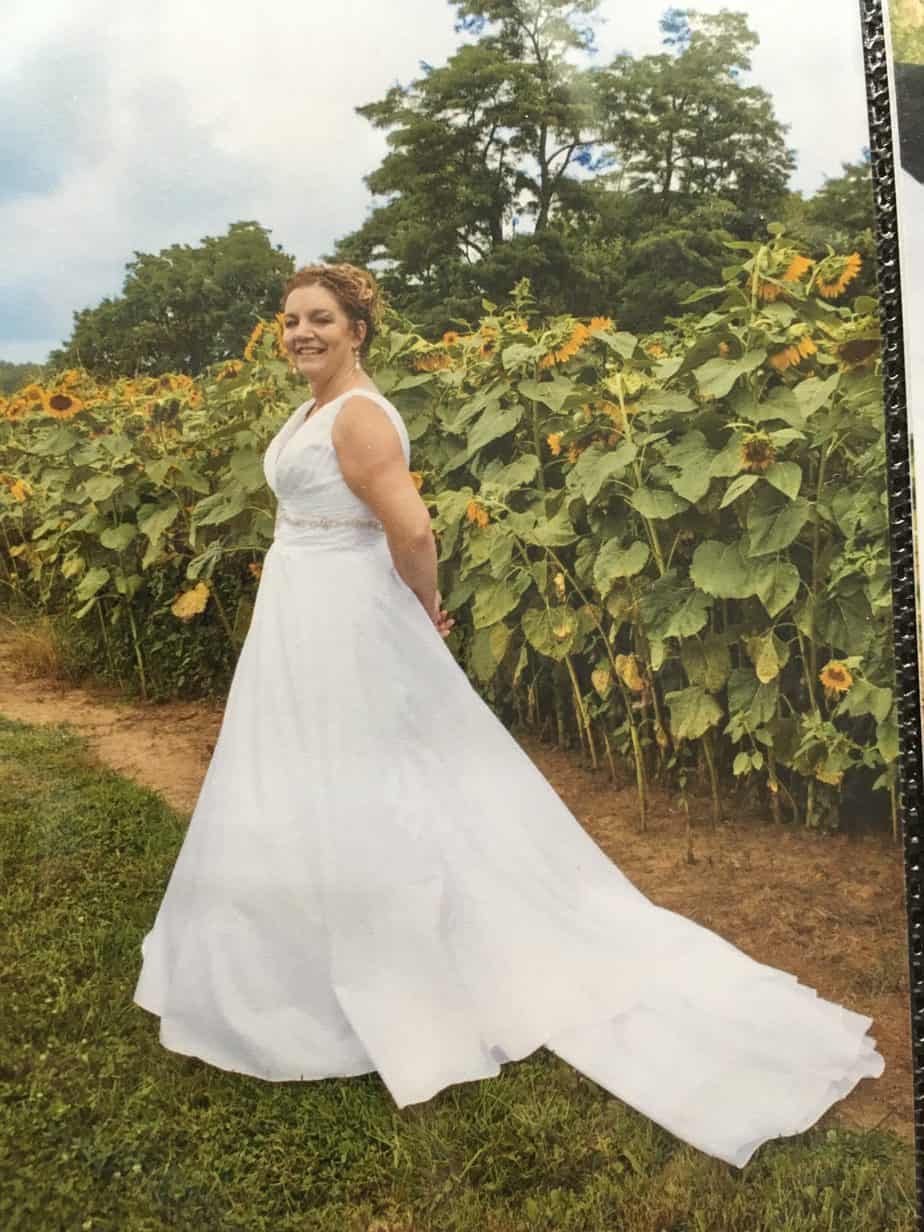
134 262 884 1170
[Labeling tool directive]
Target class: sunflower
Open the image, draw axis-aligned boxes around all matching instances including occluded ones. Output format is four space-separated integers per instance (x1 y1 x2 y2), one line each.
442 330 461 346
781 254 813 282
768 344 804 372
8 478 29 502
243 320 266 362
45 392 84 419
567 443 583 464
740 432 776 473
645 341 666 358
815 252 862 299
506 316 530 333
247 562 263 581
16 383 49 413
819 660 853 697
757 279 782 302
834 336 879 371
587 316 613 334
547 433 563 456
410 471 424 491
216 359 245 382
540 321 592 367
465 499 489 528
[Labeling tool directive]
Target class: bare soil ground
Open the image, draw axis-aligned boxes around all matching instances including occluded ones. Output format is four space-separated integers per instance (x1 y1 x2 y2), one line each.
0 628 911 1147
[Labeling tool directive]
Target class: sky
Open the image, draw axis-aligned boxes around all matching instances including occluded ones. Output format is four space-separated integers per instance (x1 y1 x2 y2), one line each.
3 0 872 365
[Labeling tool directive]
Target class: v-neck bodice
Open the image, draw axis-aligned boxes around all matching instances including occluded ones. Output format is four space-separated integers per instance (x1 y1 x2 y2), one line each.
262 387 411 549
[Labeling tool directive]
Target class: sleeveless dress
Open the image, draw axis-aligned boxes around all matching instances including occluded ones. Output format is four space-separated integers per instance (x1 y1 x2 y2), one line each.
133 387 885 1169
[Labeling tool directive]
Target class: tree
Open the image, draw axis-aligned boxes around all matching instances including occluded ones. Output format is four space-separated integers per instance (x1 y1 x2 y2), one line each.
588 9 795 228
0 360 52 397
329 2 799 336
48 221 295 379
328 0 609 325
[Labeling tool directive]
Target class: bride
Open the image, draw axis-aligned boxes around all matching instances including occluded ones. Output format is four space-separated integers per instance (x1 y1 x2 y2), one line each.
134 261 884 1171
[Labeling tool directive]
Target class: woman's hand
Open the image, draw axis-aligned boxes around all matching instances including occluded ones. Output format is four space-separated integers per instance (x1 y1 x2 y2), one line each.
429 590 455 639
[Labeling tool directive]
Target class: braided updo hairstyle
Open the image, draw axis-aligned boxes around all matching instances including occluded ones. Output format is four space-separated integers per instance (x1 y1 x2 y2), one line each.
280 263 384 359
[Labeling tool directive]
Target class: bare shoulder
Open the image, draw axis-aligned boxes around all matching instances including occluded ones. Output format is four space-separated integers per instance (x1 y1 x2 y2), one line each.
332 390 402 454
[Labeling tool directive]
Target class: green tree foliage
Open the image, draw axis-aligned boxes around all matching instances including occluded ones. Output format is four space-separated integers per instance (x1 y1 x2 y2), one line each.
47 222 295 380
0 360 51 397
327 2 800 337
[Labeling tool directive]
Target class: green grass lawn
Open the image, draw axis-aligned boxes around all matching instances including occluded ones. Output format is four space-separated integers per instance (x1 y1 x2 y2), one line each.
0 712 917 1232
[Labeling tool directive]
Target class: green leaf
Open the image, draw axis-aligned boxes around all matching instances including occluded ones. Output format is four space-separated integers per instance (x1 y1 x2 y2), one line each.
75 565 110 602
520 503 579 547
501 342 540 371
470 623 512 684
517 376 575 413
719 473 759 508
679 286 726 304
480 454 539 496
689 540 759 599
876 708 899 763
593 539 650 596
463 402 524 463
681 634 732 692
598 330 639 358
794 372 840 418
727 667 779 727
665 433 716 503
99 523 138 551
745 631 790 684
665 686 724 741
634 389 697 414
522 606 579 660
836 679 893 723
745 490 810 556
138 502 180 544
83 475 123 502
709 433 745 478
664 589 713 640
693 349 766 399
815 589 874 655
472 573 530 629
755 558 801 618
567 443 633 503
764 461 802 501
630 487 689 520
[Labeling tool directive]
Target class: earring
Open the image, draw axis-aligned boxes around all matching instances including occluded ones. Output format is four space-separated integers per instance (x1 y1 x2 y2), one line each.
353 348 361 371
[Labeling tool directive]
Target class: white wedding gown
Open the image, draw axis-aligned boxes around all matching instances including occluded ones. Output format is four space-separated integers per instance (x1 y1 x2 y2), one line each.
134 388 885 1169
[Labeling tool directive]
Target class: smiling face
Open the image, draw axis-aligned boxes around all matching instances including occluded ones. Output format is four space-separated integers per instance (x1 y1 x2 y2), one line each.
282 282 367 385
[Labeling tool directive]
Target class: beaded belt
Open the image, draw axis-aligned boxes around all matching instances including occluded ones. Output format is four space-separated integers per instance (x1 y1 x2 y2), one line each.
276 508 384 532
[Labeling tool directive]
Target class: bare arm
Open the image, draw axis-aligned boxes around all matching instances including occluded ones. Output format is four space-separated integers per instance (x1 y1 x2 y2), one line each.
331 396 438 617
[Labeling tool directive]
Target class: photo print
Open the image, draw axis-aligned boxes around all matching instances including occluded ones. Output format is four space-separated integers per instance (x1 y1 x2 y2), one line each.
0 1 918 1228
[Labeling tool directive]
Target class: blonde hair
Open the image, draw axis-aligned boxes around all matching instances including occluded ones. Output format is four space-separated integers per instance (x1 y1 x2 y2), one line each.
280 262 384 357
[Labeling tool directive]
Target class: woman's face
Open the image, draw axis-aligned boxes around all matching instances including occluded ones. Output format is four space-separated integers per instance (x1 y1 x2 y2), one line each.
282 283 366 383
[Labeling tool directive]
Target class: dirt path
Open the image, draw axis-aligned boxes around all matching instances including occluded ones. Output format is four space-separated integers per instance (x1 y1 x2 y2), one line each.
0 629 913 1149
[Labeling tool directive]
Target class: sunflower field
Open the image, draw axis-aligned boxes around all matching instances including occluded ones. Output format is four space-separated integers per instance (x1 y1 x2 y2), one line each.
0 229 895 835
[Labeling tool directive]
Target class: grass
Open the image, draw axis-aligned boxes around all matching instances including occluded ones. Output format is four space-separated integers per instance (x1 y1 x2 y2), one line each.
0 712 917 1232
